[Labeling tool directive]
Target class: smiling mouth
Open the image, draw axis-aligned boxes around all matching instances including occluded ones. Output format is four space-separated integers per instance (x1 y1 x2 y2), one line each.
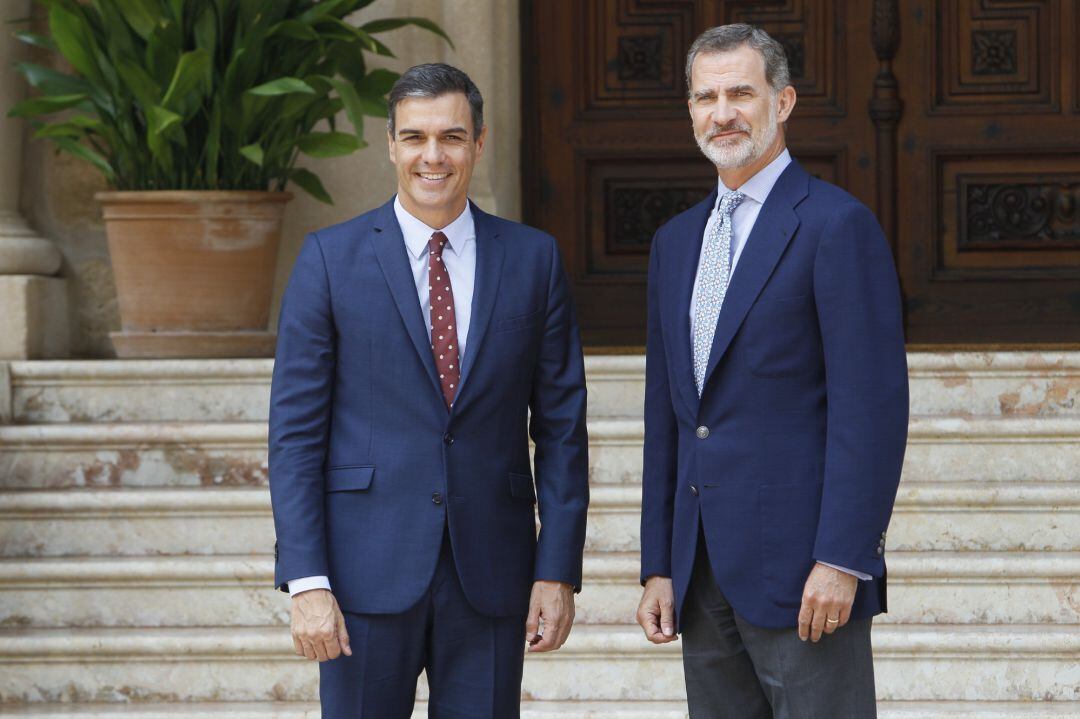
417 172 451 181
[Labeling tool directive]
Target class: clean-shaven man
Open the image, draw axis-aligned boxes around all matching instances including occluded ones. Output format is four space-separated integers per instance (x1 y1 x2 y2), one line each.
269 63 589 718
636 25 909 718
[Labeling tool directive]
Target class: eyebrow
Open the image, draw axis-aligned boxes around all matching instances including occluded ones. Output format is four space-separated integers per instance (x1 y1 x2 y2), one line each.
396 127 469 137
691 84 757 100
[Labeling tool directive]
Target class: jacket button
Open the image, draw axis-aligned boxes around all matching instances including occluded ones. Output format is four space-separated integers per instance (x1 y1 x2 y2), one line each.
432 492 443 505
696 426 710 439
690 485 699 496
876 546 884 555
443 433 454 445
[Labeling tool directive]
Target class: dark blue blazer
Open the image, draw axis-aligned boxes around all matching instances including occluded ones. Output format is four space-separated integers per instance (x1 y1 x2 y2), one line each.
640 159 909 629
269 198 589 618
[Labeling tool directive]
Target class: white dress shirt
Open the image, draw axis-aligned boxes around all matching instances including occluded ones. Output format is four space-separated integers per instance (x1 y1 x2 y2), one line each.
687 149 871 582
286 198 479 597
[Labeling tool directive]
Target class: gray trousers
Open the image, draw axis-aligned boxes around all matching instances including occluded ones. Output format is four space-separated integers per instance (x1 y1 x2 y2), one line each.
681 533 877 719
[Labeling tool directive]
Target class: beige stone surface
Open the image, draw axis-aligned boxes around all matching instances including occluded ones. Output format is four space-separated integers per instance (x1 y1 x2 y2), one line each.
0 276 68 359
1 625 1078 703
2 352 1079 715
9 352 1079 424
3 415 1080 488
2 551 1077 629
0 217 61 276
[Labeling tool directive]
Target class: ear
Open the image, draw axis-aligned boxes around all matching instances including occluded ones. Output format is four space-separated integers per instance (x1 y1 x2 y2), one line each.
387 131 396 164
474 125 488 159
776 85 797 123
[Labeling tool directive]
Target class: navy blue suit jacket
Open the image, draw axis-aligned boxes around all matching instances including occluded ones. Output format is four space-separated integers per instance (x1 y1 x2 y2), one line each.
269 198 589 618
640 159 909 629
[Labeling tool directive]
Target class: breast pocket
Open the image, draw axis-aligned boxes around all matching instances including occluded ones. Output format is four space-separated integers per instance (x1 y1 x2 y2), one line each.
744 295 820 378
493 307 543 334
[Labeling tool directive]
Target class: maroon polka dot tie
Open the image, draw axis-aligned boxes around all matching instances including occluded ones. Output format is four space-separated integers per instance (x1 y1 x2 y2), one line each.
428 231 460 409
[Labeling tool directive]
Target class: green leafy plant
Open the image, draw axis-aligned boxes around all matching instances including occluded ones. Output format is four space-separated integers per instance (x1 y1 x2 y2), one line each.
7 0 450 203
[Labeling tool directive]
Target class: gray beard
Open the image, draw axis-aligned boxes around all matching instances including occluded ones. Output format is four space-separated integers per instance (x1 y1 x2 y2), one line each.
696 131 756 168
695 102 779 170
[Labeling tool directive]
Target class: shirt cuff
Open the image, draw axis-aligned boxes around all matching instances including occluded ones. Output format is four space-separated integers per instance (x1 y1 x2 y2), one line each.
819 561 872 581
287 575 331 596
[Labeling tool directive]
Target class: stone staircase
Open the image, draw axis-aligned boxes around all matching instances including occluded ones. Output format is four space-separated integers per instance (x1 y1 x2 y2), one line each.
0 353 1077 717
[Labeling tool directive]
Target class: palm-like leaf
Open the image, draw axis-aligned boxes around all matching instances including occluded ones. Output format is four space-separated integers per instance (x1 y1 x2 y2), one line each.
7 0 450 203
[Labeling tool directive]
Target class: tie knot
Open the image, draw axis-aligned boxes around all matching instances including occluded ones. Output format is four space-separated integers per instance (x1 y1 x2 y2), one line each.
718 190 745 218
429 231 449 257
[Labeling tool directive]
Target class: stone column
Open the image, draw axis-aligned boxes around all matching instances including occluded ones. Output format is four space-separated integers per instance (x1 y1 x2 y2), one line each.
417 0 521 220
1 0 68 359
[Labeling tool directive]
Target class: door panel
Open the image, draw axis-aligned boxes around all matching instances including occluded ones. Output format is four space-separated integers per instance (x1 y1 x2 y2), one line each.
523 0 1080 345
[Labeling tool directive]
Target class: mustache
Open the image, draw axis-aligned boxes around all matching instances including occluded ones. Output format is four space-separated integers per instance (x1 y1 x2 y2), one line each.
705 121 751 140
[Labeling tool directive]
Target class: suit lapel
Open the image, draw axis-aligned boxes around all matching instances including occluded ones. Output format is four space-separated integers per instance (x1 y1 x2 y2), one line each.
700 161 809 392
371 199 443 400
452 201 504 410
670 188 718 418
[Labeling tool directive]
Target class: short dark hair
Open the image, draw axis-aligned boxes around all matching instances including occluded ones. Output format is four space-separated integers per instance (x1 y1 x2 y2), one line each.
685 24 791 94
387 63 484 140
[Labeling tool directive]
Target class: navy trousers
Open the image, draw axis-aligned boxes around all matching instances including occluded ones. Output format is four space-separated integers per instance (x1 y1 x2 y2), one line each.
319 530 527 718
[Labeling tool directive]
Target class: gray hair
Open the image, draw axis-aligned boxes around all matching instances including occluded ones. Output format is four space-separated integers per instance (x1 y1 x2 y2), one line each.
685 24 791 94
387 63 484 140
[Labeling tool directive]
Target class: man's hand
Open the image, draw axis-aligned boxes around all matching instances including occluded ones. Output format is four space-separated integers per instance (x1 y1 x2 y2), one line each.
525 580 575 652
798 562 858 642
291 588 351 661
636 576 678 644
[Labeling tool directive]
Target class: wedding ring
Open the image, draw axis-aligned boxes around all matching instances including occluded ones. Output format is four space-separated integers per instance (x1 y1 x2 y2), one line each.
825 617 839 624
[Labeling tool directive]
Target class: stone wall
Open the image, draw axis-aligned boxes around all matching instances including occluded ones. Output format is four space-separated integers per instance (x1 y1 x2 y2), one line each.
14 0 521 357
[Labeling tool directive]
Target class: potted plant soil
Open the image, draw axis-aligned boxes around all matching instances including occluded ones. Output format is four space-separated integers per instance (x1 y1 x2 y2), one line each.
8 0 448 357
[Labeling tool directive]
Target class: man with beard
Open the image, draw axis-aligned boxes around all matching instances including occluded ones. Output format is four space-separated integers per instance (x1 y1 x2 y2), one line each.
635 25 908 717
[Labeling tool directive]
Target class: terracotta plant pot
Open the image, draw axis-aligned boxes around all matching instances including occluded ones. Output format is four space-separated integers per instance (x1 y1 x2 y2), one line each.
96 191 291 358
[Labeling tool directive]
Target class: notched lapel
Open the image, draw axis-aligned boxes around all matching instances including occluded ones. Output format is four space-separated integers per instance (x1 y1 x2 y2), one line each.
453 202 504 409
371 201 443 399
700 162 809 392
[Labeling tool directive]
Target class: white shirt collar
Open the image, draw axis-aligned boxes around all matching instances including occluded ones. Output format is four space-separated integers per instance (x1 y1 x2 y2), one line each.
718 148 792 206
393 196 476 260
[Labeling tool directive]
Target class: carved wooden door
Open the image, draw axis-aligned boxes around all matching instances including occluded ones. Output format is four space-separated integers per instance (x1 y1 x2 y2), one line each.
523 0 1080 345
893 0 1080 343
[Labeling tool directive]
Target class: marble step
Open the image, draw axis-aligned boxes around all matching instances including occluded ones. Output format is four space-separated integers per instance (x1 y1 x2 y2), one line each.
2 415 1079 489
2 481 1077 558
6 353 1079 424
3 701 1080 718
1 625 1077 703
2 551 1077 629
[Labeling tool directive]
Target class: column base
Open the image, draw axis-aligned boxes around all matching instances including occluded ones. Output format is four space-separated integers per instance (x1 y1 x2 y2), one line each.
0 275 69 359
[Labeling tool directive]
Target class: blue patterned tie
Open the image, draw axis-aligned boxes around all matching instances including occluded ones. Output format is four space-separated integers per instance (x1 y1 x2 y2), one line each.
692 190 745 396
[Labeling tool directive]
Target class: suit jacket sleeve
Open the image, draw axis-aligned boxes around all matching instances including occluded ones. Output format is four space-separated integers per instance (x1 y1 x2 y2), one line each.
528 235 590 591
811 202 909 578
268 232 336 593
639 232 679 583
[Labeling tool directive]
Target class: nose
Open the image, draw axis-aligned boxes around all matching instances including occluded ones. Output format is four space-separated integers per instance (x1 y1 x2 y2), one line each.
710 97 738 126
421 137 445 165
